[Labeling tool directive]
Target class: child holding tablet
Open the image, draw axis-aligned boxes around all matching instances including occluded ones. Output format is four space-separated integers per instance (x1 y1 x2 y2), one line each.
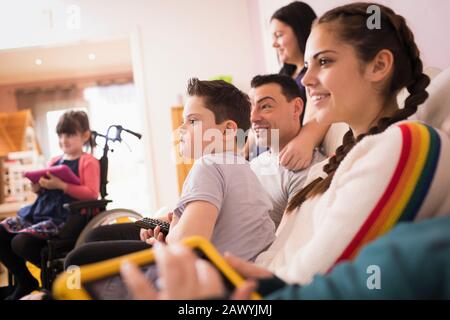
0 110 99 300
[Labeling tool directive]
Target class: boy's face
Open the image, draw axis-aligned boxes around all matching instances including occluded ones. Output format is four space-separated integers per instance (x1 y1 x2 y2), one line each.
249 83 302 151
179 96 230 160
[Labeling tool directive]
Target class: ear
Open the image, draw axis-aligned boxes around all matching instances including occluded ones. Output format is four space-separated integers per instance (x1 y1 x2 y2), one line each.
366 49 394 82
82 130 91 143
292 97 304 121
222 120 238 138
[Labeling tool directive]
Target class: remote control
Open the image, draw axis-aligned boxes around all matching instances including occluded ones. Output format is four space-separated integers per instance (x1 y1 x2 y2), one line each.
135 217 170 235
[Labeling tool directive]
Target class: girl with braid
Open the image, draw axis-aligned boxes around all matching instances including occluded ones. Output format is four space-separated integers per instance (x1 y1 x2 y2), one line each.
252 1 450 286
118 3 450 299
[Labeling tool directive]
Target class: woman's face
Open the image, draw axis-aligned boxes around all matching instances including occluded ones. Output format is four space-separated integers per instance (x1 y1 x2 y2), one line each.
301 24 374 127
270 19 303 65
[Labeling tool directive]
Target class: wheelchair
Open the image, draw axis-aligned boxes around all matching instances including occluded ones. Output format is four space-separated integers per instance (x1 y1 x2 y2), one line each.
37 125 144 289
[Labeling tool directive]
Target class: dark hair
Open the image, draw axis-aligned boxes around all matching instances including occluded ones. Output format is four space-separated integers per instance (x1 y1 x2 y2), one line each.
286 2 430 212
56 110 95 152
186 78 251 132
271 1 317 77
251 74 305 124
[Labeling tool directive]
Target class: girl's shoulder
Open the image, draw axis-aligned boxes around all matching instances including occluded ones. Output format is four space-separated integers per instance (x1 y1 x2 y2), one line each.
385 119 440 134
337 120 448 175
79 152 100 166
359 120 446 150
343 120 449 179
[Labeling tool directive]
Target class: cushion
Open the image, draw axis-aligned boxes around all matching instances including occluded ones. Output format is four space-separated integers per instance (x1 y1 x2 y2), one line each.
408 66 450 132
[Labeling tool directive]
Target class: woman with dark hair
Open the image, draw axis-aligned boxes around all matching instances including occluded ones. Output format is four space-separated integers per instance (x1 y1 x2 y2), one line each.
271 1 317 104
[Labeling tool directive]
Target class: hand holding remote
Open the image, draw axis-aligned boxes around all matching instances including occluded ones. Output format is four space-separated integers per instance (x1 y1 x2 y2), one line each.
138 212 173 245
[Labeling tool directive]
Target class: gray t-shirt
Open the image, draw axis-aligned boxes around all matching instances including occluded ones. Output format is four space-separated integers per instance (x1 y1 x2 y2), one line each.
250 149 326 229
174 152 276 261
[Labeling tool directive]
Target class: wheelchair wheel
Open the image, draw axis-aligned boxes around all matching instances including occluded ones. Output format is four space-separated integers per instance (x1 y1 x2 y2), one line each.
75 208 143 248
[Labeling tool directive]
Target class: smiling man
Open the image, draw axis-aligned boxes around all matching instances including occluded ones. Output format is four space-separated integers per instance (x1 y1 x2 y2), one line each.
249 74 325 229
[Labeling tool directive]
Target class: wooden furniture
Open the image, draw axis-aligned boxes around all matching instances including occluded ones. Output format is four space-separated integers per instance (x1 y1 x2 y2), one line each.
0 157 4 204
0 195 37 221
171 106 193 194
0 110 42 204
0 202 23 220
0 109 41 157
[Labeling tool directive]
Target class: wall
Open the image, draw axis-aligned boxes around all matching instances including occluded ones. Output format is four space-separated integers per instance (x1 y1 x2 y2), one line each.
0 86 17 112
255 0 450 73
0 0 262 210
0 72 132 116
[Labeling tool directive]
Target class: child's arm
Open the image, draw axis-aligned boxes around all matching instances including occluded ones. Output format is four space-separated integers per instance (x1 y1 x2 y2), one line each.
31 183 41 193
165 201 219 245
65 160 100 200
39 155 99 199
38 173 67 192
37 156 66 191
279 120 329 170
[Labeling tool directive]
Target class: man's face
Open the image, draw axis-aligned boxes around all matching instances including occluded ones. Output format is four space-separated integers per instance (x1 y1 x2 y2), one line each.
249 83 302 150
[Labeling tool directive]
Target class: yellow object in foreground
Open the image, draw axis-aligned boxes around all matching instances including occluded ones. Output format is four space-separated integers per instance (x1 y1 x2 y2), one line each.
52 236 261 300
26 262 41 287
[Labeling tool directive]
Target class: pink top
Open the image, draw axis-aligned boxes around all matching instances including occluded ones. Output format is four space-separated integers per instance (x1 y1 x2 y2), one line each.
50 153 100 201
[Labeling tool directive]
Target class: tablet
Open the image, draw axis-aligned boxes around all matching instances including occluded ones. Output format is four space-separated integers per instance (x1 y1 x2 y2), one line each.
52 236 262 300
24 165 80 185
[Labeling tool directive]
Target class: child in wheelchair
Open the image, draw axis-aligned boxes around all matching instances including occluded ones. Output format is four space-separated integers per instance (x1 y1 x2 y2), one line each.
0 110 100 300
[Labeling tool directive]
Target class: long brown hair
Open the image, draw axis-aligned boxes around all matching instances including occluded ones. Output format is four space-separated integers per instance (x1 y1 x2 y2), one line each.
286 3 430 212
272 1 317 77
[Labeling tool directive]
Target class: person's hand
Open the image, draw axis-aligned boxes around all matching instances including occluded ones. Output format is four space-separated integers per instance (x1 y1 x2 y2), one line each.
279 134 314 171
31 183 41 193
224 252 273 279
140 226 166 245
38 172 67 191
140 227 154 242
140 213 175 245
147 225 166 245
120 243 226 300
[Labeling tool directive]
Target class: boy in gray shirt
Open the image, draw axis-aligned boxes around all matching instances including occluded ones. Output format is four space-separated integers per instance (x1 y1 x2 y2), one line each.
152 78 275 261
176 152 275 261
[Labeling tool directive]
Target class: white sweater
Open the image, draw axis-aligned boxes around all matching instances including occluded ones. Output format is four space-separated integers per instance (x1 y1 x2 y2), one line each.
255 121 450 284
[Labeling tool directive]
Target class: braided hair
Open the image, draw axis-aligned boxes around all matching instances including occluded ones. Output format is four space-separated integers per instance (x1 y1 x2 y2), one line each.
286 2 430 212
